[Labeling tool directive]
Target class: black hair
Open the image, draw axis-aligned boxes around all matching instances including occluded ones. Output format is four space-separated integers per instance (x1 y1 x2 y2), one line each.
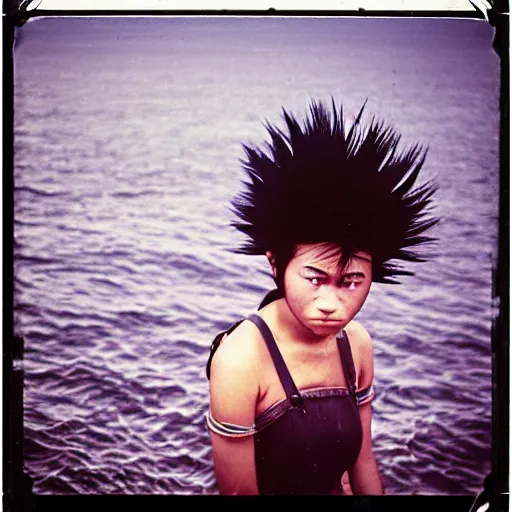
230 98 438 284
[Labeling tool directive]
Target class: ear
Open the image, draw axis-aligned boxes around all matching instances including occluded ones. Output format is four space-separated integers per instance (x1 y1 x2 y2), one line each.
265 251 277 279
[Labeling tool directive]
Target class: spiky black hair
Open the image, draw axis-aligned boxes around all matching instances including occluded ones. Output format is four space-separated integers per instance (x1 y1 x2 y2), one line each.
230 99 438 284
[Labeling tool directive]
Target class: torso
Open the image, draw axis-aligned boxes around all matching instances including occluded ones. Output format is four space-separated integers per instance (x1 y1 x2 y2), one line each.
224 298 361 419
207 292 371 494
209 292 368 495
242 305 363 495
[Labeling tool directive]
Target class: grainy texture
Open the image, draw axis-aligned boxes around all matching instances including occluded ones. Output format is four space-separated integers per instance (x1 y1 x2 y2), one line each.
14 16 498 495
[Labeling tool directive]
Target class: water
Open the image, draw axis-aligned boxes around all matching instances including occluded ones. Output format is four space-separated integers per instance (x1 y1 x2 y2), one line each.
13 16 499 495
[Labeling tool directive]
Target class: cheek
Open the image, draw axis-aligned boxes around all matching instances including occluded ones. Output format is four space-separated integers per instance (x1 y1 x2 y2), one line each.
283 274 313 309
347 285 371 312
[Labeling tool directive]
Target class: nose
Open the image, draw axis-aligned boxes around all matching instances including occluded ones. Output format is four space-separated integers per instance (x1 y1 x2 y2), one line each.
315 287 340 315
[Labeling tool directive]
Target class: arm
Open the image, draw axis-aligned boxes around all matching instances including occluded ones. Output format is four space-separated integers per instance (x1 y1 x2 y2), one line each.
348 402 383 495
347 321 384 495
208 323 260 495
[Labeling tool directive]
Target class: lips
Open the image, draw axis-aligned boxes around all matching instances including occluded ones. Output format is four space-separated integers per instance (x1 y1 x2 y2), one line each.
310 319 345 327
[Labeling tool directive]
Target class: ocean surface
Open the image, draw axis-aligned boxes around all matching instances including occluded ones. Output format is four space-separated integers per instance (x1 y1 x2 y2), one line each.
13 16 499 495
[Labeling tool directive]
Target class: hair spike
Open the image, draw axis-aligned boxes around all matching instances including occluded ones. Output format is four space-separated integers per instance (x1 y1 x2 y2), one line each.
231 99 439 284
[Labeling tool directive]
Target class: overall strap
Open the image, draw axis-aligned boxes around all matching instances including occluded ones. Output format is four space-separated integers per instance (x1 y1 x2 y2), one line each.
247 314 303 406
336 330 358 399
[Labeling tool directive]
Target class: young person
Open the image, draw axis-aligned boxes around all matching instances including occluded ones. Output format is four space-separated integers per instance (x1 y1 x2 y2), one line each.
206 99 438 495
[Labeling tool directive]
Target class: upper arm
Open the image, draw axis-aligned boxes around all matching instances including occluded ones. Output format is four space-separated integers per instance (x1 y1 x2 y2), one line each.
346 322 383 493
208 322 261 495
347 321 376 455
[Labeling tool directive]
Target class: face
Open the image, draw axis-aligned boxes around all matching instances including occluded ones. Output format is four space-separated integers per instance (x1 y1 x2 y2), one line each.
270 243 372 337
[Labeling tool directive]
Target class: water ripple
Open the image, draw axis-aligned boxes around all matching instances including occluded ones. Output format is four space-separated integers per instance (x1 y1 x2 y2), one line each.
15 17 496 496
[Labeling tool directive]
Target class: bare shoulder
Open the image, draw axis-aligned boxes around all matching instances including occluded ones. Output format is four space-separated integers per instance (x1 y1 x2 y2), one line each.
345 320 373 354
344 320 374 388
210 319 263 377
209 319 263 425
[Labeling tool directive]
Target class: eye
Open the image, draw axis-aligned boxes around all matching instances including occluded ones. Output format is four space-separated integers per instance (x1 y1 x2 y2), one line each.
340 274 364 289
306 277 322 287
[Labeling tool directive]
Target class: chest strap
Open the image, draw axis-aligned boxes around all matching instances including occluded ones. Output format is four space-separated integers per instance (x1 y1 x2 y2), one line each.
336 329 358 401
247 314 304 409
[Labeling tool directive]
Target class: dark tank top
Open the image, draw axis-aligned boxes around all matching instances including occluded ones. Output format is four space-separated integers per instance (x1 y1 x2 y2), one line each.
249 313 363 495
206 290 364 495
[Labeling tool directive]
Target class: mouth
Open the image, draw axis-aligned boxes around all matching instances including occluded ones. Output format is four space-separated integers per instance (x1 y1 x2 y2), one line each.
310 319 345 327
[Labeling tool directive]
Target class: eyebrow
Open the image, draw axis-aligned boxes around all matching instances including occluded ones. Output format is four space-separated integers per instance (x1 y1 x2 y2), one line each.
303 266 366 278
303 265 331 276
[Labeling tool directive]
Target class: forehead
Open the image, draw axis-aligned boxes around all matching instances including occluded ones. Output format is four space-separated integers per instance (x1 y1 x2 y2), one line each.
292 243 372 271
